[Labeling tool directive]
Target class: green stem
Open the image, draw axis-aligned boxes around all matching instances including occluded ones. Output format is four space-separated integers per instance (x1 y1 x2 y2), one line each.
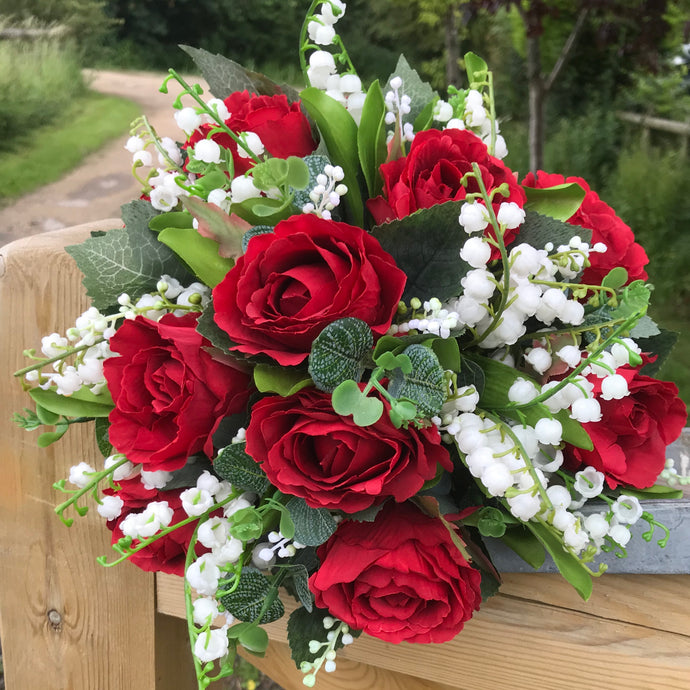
14 339 105 377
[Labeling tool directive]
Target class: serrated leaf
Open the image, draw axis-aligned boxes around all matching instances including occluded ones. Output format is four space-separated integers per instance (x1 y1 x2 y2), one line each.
510 210 591 250
388 344 445 418
385 54 436 129
358 80 387 197
308 318 373 393
181 196 247 261
214 443 270 494
253 364 312 397
526 521 592 601
637 327 679 376
65 201 192 311
283 564 313 612
287 607 344 668
196 301 235 352
29 386 113 418
372 201 472 302
299 87 363 226
220 567 284 624
285 497 337 547
629 315 661 339
523 182 585 221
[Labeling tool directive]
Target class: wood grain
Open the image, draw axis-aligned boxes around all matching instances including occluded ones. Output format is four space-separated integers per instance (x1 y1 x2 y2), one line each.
0 224 196 690
157 572 690 690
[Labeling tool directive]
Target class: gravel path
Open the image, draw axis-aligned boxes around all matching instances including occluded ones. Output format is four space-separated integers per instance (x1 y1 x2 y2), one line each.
0 69 194 246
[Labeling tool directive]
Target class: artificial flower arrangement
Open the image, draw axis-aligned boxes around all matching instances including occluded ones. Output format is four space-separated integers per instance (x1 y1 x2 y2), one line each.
13 1 689 687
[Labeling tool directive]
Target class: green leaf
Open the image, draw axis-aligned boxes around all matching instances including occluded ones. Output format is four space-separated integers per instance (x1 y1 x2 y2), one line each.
526 521 592 600
357 80 387 197
220 567 284 624
35 403 60 426
232 195 295 226
180 45 299 103
181 196 247 261
242 224 274 252
29 386 113 418
638 327 679 376
331 380 384 426
431 337 462 372
37 420 69 447
308 318 373 393
372 201 472 302
510 210 591 250
149 211 192 232
196 300 235 353
388 344 445 418
253 364 312 397
413 97 437 132
348 502 386 523
287 606 362 669
523 182 585 222
226 623 270 656
214 443 270 494
476 507 508 538
601 266 629 291
95 417 113 456
372 333 435 359
456 357 485 396
629 315 661 339
299 87 363 226
292 155 341 220
499 525 546 570
287 156 310 190
464 52 488 88
374 351 412 373
158 226 233 288
65 201 192 311
285 497 337 547
385 55 436 129
283 564 313 612
615 485 684 500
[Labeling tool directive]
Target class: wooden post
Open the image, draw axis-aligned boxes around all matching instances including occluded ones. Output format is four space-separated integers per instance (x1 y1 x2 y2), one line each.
0 224 197 690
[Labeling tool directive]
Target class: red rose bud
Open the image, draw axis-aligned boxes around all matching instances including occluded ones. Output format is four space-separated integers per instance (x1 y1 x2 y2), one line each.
245 389 452 513
522 171 649 287
104 314 252 472
212 214 407 366
309 501 482 643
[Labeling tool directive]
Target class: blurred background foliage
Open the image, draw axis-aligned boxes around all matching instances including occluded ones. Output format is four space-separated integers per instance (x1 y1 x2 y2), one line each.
1 0 690 405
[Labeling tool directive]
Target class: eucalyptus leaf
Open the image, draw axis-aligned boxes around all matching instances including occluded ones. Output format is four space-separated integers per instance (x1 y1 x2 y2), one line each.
388 344 445 418
601 266 629 290
331 380 384 426
308 318 374 393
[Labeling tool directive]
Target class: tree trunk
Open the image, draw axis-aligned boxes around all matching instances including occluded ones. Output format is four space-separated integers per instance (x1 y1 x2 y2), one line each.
527 33 544 172
445 4 461 88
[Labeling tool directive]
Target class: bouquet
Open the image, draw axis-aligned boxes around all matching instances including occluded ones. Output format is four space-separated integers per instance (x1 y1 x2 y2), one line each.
14 2 688 687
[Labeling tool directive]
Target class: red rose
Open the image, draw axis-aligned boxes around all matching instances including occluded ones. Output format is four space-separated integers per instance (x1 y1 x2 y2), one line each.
522 171 648 287
245 389 452 513
309 501 482 643
367 129 525 253
564 361 686 488
212 214 407 366
105 481 205 576
186 91 316 176
104 314 252 472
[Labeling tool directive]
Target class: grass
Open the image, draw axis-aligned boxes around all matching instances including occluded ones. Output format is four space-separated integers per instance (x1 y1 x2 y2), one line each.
0 91 140 204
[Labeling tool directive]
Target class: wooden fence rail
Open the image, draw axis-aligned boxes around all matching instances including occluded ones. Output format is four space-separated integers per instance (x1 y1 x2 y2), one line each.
1 224 689 690
616 110 690 156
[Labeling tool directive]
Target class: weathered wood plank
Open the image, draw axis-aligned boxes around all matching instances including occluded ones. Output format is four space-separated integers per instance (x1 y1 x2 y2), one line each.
157 572 690 690
0 224 195 690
